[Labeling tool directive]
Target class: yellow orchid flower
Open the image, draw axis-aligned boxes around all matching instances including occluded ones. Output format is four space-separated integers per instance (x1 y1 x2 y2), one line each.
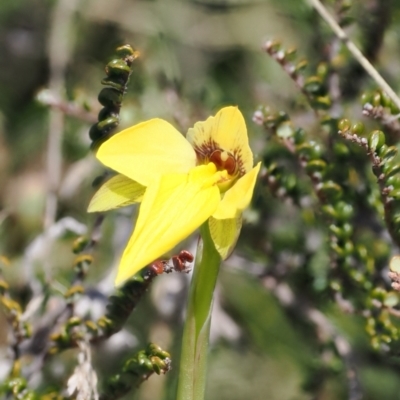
88 106 261 285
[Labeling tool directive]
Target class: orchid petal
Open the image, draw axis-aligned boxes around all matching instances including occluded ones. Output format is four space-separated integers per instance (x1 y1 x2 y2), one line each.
208 215 242 260
115 164 220 285
88 174 146 212
97 119 197 186
212 162 261 219
187 106 253 174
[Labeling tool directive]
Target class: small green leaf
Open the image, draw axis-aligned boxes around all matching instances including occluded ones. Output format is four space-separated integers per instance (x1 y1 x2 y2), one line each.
368 130 386 152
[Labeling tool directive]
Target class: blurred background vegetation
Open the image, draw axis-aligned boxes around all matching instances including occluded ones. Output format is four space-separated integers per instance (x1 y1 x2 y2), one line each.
2 0 400 399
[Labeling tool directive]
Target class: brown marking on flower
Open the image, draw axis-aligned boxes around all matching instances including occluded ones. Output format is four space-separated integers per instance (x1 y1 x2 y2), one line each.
209 150 237 175
193 139 245 177
194 139 218 161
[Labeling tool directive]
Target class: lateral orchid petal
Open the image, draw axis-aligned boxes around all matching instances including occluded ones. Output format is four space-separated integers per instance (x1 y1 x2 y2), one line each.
97 119 197 186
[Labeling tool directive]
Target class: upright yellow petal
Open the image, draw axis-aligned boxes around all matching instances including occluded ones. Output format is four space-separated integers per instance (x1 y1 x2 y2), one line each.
212 162 261 219
88 174 146 212
208 215 242 260
187 106 253 174
97 119 197 186
115 165 221 285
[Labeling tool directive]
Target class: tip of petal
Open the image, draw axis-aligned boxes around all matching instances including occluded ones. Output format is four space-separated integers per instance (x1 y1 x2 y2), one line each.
209 216 242 260
114 265 133 287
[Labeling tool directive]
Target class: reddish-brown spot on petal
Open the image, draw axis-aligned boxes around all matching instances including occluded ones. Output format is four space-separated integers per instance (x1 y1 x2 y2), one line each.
193 139 243 176
209 150 223 170
224 155 237 175
209 149 237 175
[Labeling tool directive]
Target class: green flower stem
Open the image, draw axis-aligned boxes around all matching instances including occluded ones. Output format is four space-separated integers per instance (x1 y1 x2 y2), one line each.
177 223 222 400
